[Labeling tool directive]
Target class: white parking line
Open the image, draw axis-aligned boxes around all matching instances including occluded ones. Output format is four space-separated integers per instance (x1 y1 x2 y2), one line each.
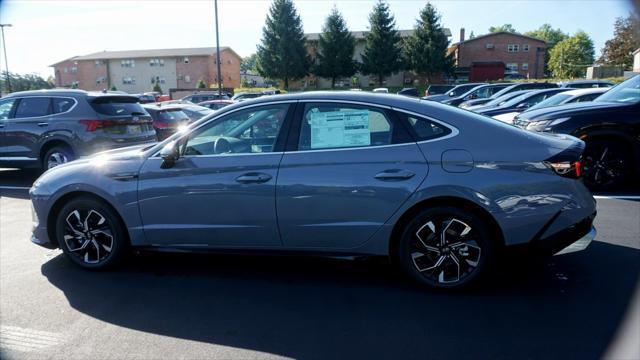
0 186 31 190
0 325 63 353
594 195 640 200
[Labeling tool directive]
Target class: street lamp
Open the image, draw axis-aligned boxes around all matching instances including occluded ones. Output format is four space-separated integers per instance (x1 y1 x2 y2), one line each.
0 23 12 93
214 0 222 95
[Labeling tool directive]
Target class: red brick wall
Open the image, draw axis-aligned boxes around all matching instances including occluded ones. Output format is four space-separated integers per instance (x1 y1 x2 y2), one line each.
52 59 78 88
456 34 546 78
176 55 210 88
207 50 241 89
53 59 107 90
175 50 241 89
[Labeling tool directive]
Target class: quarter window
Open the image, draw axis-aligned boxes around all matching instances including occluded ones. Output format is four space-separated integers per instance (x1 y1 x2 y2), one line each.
298 103 393 151
184 104 289 156
52 98 75 114
14 98 51 118
398 113 452 141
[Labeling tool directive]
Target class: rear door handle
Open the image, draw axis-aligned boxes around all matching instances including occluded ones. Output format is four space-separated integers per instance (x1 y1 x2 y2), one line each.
235 172 272 184
374 169 416 181
37 122 49 127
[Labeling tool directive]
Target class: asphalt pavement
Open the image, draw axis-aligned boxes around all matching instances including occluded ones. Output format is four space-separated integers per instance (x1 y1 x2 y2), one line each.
1 168 639 360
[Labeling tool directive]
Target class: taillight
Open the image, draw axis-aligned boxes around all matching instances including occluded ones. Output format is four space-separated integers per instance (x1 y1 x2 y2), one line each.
79 119 102 132
545 160 582 179
153 121 173 129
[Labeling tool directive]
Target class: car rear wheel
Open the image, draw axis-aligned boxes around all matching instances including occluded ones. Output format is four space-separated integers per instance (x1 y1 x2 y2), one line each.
43 146 74 170
397 207 495 289
582 139 632 191
55 197 127 269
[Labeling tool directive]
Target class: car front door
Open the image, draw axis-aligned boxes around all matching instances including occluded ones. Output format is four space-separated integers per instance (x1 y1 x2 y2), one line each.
137 102 293 247
275 102 428 250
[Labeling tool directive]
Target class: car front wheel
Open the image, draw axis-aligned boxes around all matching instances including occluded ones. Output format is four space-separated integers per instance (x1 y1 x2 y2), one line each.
55 197 127 269
397 207 495 289
43 146 74 170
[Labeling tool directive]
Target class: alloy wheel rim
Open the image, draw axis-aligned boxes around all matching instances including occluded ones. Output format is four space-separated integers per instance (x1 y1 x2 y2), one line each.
47 152 68 169
63 209 114 264
583 146 625 187
410 218 482 284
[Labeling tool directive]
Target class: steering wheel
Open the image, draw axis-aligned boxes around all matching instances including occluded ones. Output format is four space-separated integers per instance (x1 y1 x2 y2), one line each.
213 137 232 154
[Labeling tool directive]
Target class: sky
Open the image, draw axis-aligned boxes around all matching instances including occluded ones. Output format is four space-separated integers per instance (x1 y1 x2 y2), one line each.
0 0 636 78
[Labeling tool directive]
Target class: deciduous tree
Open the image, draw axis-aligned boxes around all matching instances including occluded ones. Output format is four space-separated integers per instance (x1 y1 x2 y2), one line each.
488 24 517 33
598 14 640 70
548 31 595 78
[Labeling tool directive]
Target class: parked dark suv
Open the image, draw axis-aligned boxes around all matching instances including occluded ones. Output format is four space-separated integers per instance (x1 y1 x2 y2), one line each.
182 92 230 104
459 82 559 108
0 89 156 170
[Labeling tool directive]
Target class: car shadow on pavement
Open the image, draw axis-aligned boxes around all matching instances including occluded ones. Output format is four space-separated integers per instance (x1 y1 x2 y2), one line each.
41 241 639 360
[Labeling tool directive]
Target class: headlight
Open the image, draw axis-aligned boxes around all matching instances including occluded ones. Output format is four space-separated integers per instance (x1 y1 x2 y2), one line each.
525 117 571 132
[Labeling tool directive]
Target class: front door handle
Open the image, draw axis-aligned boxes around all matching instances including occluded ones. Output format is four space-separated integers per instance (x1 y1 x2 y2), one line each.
374 169 416 181
37 122 49 127
235 172 272 184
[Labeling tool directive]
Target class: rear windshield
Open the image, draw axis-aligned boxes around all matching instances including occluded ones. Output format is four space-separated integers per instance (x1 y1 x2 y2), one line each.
158 109 189 123
89 96 148 116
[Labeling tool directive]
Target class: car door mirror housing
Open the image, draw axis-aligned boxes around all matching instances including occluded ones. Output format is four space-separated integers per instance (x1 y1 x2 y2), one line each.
160 141 179 168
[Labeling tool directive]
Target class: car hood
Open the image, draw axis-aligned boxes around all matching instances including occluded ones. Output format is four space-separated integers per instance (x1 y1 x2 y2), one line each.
516 101 629 122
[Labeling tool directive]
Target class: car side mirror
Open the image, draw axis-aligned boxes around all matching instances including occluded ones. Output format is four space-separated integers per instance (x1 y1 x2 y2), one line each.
160 141 179 169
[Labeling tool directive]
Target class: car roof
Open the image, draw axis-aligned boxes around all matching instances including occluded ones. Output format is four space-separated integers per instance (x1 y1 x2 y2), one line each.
559 79 613 85
199 99 235 104
560 88 609 96
3 88 90 97
142 104 185 111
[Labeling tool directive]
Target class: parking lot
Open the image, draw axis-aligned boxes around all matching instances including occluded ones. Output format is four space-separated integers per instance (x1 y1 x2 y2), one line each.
0 168 638 359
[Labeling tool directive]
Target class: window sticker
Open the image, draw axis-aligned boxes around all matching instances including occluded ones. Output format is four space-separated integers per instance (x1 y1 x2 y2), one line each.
309 110 370 149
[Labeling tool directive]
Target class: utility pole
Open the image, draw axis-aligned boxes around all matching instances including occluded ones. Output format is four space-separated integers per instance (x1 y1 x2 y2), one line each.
214 0 223 96
0 23 12 93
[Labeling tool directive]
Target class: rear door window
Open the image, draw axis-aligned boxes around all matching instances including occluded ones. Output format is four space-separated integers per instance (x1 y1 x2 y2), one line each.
297 103 400 151
14 97 51 118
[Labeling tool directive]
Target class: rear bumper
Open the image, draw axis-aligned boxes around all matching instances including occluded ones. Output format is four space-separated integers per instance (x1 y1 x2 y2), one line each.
533 212 597 255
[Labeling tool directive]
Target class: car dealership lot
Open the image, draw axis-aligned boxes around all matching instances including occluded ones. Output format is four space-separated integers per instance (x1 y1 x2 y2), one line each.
0 169 638 359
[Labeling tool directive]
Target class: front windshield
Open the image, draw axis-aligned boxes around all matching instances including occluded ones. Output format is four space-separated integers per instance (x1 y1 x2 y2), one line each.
485 91 525 106
527 93 572 111
500 93 532 107
595 76 640 103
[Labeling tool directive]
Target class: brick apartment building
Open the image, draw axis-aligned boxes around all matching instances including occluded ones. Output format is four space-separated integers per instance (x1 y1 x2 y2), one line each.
51 47 241 93
449 29 547 81
292 28 452 89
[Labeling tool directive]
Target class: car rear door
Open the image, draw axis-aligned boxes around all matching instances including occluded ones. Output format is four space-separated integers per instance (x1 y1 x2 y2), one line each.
275 101 428 250
137 102 294 247
1 96 52 162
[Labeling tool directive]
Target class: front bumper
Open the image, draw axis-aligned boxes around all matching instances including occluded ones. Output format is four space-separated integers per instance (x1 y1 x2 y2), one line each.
555 226 596 255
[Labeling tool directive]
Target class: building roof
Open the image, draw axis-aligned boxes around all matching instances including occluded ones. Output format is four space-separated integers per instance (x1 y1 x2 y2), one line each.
50 47 239 66
305 28 452 41
633 48 640 55
451 31 547 47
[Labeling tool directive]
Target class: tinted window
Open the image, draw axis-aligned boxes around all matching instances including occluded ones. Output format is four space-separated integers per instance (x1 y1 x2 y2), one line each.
184 104 289 155
52 98 75 114
14 97 50 118
158 109 189 124
398 113 452 141
595 75 640 104
298 103 394 151
90 96 148 116
0 98 16 120
573 93 601 102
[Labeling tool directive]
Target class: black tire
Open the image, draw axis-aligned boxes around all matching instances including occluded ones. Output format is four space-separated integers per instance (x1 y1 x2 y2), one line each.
581 139 632 191
55 196 127 270
43 145 74 171
397 206 495 289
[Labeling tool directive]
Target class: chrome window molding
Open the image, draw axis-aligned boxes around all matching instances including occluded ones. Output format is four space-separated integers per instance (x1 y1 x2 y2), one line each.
8 96 78 120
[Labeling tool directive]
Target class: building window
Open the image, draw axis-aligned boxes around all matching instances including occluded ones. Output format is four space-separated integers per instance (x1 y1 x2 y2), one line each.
121 59 135 68
70 67 78 74
63 67 68 73
522 63 529 70
71 81 79 87
184 75 191 83
94 60 105 66
122 77 136 85
151 76 166 84
523 44 530 52
96 76 106 84
506 63 518 72
149 58 165 67
507 44 519 52
485 43 495 49
183 57 190 64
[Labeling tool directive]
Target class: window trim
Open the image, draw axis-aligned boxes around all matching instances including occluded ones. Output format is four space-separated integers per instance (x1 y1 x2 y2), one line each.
391 108 459 144
7 96 79 120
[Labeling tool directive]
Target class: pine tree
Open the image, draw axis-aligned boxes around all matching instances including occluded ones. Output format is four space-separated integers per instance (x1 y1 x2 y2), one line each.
404 3 453 83
153 81 162 93
197 79 207 89
314 7 357 88
257 0 310 89
598 14 640 70
361 0 403 86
